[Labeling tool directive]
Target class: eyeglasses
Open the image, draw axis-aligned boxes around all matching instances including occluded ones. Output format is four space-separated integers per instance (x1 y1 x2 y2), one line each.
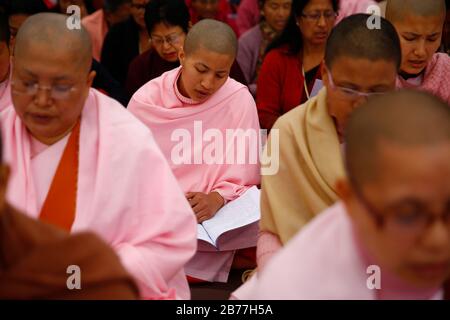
11 79 78 100
348 172 450 241
301 10 337 22
326 69 387 100
150 32 184 47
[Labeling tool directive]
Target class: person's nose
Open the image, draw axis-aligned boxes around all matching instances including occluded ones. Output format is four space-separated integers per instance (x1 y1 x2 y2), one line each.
162 39 171 50
317 14 327 27
34 87 53 108
413 40 427 59
275 7 285 18
200 74 214 90
353 94 368 108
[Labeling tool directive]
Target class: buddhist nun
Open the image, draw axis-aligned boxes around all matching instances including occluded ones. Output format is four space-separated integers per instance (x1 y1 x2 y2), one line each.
386 0 450 103
234 90 450 299
128 19 260 282
0 129 139 299
0 13 197 299
257 14 401 270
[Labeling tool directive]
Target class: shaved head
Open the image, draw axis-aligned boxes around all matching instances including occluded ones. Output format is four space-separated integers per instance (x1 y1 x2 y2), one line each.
14 13 92 74
386 0 446 22
325 14 401 70
183 19 237 59
11 13 96 146
345 90 450 186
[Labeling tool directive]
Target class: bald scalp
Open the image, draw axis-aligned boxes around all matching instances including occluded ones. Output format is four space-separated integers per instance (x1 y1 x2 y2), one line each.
386 0 446 23
14 13 92 74
183 19 237 59
325 14 401 71
345 90 450 186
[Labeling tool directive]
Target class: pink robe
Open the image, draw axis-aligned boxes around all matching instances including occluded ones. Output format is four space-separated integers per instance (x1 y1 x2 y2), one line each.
236 0 260 36
128 67 261 281
232 202 444 300
336 0 379 24
0 67 12 112
82 9 108 62
1 88 197 300
397 53 450 104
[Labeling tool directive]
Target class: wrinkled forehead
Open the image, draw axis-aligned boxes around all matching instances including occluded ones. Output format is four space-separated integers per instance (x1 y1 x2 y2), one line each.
14 41 85 79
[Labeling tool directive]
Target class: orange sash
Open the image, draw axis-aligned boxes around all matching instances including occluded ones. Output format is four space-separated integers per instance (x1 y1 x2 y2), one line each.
39 120 80 232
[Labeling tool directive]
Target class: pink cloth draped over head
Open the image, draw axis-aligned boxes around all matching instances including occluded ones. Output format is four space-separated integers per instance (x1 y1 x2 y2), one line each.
397 53 450 104
1 88 197 300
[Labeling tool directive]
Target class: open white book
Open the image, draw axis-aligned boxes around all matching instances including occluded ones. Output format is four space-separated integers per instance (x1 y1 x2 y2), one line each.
197 186 260 252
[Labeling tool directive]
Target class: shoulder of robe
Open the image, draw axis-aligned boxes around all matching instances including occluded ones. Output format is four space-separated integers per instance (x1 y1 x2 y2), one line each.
272 101 308 136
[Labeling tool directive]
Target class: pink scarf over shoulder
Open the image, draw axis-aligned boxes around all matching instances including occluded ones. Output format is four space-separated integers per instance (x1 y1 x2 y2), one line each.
397 53 450 104
1 88 197 299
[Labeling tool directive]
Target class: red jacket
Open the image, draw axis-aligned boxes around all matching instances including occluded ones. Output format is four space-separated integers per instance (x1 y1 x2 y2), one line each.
256 46 321 130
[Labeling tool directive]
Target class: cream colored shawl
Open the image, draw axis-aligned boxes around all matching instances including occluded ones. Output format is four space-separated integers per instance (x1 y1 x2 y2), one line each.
260 88 345 244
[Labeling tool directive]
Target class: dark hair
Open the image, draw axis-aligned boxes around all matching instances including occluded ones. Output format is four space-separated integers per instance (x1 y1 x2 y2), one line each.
144 0 190 35
325 14 401 70
266 0 339 55
103 0 130 14
0 10 9 44
6 0 49 16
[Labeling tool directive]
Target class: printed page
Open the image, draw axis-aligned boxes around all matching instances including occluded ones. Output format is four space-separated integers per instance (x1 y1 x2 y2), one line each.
202 186 261 246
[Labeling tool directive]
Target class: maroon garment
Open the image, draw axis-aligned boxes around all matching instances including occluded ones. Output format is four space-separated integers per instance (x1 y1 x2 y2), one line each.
126 49 179 97
126 49 248 98
256 46 321 130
